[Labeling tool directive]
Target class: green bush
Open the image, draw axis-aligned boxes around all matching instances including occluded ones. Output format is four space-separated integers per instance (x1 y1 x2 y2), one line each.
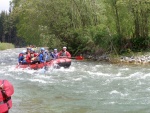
93 30 109 48
130 37 150 51
66 30 92 56
0 43 15 50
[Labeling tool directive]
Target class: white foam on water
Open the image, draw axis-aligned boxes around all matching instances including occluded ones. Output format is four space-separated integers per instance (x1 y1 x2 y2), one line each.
102 79 112 85
0 70 5 74
120 68 130 71
146 87 150 91
137 80 146 85
109 90 128 97
87 71 110 77
140 73 150 79
89 90 99 94
15 69 36 75
110 90 120 94
108 102 115 104
29 78 47 84
129 72 144 78
116 72 122 77
0 63 6 65
72 77 82 81
4 73 11 76
34 74 52 79
95 65 103 68
59 67 76 72
111 72 144 81
15 77 25 80
8 65 21 71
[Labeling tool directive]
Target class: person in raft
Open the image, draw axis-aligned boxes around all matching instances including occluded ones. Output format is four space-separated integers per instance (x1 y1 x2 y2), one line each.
0 80 14 113
50 48 58 59
30 48 39 64
18 50 27 64
58 47 71 58
39 48 47 63
44 50 51 62
25 47 32 64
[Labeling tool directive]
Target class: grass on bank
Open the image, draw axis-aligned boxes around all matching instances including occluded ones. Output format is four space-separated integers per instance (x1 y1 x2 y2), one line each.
0 42 15 50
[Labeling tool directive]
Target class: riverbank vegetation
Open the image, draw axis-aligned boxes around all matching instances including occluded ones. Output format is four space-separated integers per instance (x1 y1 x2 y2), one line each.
0 42 15 50
0 0 150 56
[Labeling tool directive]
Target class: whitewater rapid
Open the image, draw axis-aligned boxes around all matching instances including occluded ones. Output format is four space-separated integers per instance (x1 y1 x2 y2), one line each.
0 48 150 113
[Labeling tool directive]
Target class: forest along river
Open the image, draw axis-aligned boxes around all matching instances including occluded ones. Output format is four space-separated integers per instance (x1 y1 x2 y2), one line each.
1 48 150 113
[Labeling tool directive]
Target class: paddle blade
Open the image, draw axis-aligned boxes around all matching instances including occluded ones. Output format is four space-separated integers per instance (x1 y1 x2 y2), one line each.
75 56 84 60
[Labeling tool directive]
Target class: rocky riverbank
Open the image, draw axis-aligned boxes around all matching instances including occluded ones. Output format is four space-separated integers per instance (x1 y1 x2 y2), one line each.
83 52 150 65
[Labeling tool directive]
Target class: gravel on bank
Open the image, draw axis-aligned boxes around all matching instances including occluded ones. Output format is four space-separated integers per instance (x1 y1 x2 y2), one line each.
83 52 150 65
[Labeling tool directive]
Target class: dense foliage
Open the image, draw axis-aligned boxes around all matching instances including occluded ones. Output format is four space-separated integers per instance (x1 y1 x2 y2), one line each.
0 0 150 55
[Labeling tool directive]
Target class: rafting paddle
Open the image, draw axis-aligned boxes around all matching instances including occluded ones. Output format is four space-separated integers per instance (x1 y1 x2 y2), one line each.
75 56 84 60
71 56 84 60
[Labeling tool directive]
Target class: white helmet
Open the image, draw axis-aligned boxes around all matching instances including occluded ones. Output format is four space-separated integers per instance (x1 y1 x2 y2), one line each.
22 50 26 53
63 47 67 49
31 48 35 52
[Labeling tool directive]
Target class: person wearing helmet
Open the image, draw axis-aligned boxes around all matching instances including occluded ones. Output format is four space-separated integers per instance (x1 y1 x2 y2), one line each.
45 50 52 61
24 47 32 64
58 47 71 58
41 48 45 51
18 50 27 64
50 48 58 59
30 48 39 64
39 47 46 63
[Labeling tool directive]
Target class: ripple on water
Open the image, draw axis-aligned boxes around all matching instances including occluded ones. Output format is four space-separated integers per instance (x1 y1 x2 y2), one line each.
1 49 150 113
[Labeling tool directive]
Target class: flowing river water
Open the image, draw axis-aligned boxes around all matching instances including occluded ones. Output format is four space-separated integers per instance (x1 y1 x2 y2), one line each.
1 48 150 113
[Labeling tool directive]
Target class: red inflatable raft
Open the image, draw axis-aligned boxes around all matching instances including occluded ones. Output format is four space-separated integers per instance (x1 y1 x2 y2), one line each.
16 58 71 70
0 80 14 113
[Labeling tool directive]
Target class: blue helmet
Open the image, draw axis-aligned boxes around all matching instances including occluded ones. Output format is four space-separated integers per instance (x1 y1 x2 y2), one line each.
27 47 31 50
41 48 45 51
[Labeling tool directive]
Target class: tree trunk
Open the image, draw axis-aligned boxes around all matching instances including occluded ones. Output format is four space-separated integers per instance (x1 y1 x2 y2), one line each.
114 3 121 36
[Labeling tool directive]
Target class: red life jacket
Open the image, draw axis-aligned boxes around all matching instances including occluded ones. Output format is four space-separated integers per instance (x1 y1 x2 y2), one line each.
58 51 71 58
26 53 31 63
18 53 23 58
0 80 14 113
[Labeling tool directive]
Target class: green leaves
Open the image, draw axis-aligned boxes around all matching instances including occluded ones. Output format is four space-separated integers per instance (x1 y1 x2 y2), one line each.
9 0 150 54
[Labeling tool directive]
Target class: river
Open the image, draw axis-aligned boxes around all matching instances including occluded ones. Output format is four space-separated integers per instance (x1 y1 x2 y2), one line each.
1 48 150 113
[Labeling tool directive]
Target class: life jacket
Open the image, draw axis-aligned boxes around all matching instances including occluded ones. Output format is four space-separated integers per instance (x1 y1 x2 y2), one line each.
30 53 34 58
0 80 14 113
45 52 51 61
18 53 24 63
59 51 71 58
25 52 31 63
31 53 39 61
51 52 58 59
42 52 49 61
18 53 23 58
23 54 27 59
60 51 67 56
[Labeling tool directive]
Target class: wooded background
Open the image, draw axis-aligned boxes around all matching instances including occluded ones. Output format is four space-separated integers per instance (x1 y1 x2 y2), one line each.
0 0 150 55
